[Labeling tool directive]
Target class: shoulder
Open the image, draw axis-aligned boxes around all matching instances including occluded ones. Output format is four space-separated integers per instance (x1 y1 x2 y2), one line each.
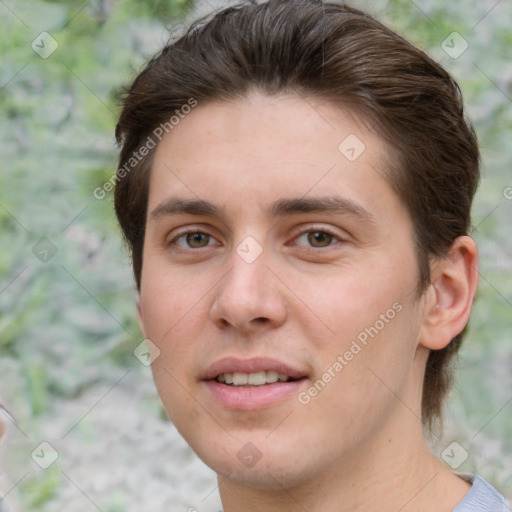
451 473 508 512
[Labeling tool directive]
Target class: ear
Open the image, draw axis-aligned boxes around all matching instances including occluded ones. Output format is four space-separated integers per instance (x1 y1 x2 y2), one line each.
136 293 147 337
419 236 479 350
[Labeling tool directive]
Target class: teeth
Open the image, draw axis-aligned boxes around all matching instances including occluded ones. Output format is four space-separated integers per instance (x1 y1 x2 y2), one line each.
216 371 291 386
248 371 266 385
266 371 279 383
232 372 248 386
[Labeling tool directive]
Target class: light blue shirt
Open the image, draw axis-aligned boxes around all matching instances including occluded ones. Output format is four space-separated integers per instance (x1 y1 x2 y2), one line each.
452 473 508 511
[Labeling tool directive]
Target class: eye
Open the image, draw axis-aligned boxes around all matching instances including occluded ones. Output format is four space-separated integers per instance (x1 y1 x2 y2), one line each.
294 229 341 248
172 231 218 249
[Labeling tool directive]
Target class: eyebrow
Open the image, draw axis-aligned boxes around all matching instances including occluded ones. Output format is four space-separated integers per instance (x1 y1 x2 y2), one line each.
150 195 376 224
151 198 222 219
269 196 375 223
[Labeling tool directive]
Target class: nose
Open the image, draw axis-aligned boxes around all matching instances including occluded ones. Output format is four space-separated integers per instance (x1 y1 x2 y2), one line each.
209 246 288 334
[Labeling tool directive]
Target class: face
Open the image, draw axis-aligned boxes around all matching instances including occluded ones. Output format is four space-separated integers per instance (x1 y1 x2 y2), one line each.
138 93 430 489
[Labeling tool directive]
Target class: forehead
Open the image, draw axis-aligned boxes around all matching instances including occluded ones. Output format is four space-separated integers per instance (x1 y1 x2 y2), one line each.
147 93 405 224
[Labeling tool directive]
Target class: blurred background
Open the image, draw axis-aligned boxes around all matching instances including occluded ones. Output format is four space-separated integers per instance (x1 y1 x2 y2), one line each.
0 0 511 510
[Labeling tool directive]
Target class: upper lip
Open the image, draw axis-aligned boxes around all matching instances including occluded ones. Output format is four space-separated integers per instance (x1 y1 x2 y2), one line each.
202 357 308 381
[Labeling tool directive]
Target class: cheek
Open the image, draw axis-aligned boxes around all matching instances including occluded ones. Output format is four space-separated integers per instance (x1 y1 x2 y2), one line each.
151 361 205 438
300 260 411 345
140 264 208 340
139 270 209 403
301 261 421 403
144 292 204 426
299 316 420 456
317 296 421 415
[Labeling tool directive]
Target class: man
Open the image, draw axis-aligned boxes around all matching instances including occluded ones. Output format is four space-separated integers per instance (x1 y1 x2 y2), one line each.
113 1 507 510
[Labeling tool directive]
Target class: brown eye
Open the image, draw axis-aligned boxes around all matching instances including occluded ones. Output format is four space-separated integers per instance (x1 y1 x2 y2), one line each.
172 231 215 249
185 232 211 248
306 231 335 247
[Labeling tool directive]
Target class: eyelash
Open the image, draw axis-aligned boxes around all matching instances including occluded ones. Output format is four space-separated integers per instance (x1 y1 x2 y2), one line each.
168 226 344 250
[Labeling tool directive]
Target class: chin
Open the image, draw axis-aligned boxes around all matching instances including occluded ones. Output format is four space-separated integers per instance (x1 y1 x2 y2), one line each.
190 434 318 491
214 458 312 491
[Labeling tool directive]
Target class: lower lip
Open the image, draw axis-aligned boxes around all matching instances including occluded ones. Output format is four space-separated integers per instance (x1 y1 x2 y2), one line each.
203 379 306 410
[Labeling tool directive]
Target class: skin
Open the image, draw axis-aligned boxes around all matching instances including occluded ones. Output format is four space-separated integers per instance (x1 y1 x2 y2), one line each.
137 92 478 511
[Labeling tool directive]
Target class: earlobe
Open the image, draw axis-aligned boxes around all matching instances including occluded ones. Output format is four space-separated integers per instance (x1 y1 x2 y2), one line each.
420 236 479 350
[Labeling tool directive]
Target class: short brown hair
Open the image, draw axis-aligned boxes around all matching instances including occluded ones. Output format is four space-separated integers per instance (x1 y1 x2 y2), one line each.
114 0 480 433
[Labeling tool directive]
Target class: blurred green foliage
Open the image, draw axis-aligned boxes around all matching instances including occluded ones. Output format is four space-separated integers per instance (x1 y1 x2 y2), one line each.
1 0 196 508
1 0 200 398
1 0 511 509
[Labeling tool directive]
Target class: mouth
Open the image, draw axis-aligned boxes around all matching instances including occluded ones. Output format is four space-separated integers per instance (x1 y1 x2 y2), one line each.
215 370 300 387
202 357 308 409
203 356 308 384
